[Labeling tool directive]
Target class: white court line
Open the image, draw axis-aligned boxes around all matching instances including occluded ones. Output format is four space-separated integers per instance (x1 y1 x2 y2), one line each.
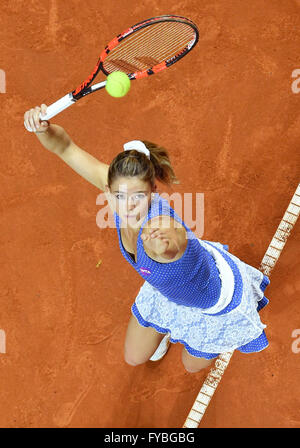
183 183 300 428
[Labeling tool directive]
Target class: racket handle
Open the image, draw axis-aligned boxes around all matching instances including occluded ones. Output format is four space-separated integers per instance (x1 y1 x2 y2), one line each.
39 81 107 120
24 93 76 132
39 93 76 121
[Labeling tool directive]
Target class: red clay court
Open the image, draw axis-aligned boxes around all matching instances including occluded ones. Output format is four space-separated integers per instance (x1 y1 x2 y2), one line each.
0 0 300 428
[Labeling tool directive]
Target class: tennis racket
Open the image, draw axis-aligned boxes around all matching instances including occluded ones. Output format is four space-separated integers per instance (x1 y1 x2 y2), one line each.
24 14 199 131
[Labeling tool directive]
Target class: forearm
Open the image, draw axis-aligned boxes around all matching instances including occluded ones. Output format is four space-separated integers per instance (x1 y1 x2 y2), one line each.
35 124 72 155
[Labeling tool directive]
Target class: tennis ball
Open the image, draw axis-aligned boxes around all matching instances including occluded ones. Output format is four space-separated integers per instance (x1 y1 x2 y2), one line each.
105 71 131 98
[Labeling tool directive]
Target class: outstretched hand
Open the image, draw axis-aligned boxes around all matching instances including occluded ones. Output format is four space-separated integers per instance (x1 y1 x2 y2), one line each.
141 222 179 257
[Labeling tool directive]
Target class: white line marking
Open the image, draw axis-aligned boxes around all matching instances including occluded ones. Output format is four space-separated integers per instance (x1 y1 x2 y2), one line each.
183 183 300 428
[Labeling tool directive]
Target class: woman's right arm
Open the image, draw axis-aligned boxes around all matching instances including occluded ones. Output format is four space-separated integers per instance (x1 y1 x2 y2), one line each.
24 104 109 191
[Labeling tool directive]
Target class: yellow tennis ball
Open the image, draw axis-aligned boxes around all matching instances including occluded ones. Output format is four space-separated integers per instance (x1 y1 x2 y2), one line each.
105 71 131 98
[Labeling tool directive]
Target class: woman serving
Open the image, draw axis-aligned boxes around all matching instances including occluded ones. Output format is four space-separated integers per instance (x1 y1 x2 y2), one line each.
24 104 270 373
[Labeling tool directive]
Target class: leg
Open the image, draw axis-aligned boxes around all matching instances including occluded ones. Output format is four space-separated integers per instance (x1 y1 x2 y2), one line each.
124 313 166 366
181 346 214 373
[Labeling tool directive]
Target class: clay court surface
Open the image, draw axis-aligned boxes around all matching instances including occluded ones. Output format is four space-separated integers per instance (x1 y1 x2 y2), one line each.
0 0 300 428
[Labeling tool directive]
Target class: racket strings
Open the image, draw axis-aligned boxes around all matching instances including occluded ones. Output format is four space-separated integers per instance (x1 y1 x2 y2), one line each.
103 21 196 74
104 40 191 72
104 35 190 73
121 22 188 59
107 23 194 70
127 24 192 64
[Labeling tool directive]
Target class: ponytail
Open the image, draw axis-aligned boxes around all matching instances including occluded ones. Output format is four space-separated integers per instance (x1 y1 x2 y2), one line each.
107 141 180 189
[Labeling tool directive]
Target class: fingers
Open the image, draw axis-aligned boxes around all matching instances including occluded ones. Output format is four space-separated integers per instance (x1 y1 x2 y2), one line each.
40 103 48 118
143 228 164 241
32 107 40 131
24 104 48 132
141 231 166 242
141 231 169 257
24 108 36 132
141 233 153 243
147 228 166 240
150 229 162 238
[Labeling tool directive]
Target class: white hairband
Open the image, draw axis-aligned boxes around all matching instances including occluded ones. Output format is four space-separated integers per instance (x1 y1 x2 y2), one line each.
123 140 150 159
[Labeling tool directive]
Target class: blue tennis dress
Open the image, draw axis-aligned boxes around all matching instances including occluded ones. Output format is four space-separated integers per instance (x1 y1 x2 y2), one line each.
114 192 270 359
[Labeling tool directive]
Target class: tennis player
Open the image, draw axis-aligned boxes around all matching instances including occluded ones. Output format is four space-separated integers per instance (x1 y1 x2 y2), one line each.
24 105 271 373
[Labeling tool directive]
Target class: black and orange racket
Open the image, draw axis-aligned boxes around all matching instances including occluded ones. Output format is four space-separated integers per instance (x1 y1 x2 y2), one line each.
24 14 198 129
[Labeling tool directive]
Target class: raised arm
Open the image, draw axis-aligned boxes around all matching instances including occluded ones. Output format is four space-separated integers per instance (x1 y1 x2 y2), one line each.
24 104 109 191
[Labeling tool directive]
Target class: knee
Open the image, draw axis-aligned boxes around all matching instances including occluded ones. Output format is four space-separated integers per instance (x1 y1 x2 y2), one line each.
124 351 147 367
181 350 214 373
183 365 206 374
124 357 143 367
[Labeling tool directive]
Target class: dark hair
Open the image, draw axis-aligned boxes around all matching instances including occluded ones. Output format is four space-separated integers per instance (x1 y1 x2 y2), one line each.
107 140 180 189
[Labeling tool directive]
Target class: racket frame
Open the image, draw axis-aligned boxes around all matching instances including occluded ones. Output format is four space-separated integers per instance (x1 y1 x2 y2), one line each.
26 14 199 126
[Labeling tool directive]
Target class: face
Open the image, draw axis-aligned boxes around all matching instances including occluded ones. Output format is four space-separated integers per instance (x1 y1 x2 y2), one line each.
105 177 157 230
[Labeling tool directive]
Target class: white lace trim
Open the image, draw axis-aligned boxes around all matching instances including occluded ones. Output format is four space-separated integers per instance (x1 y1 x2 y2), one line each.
198 240 235 315
133 242 268 353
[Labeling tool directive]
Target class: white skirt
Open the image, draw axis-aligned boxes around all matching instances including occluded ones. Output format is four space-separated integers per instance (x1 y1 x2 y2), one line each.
131 241 270 359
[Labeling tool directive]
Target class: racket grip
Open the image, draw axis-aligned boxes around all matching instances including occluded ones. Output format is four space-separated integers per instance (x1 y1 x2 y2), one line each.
24 93 76 132
39 93 76 121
